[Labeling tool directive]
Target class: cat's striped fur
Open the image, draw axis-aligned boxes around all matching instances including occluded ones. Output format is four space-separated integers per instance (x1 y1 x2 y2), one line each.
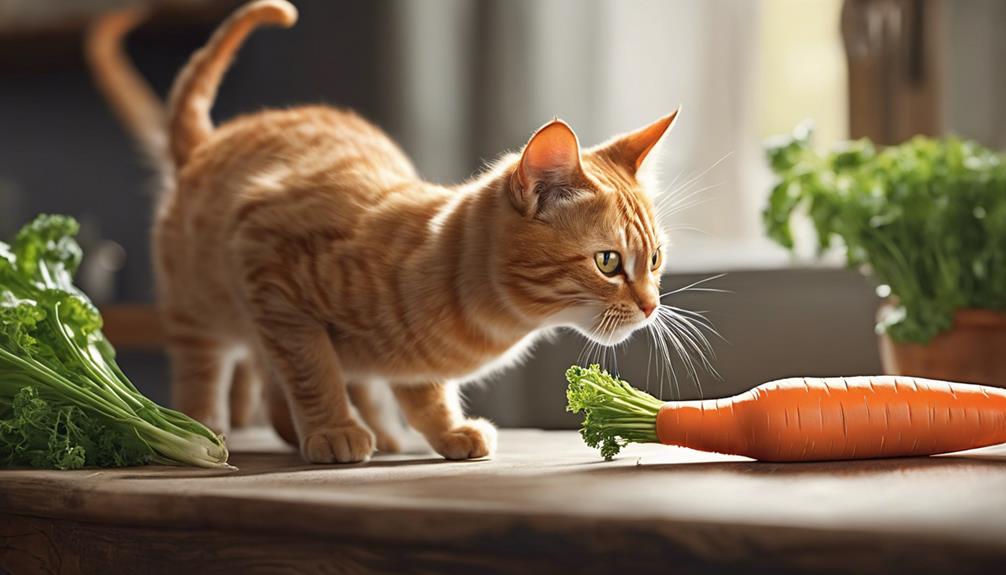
87 0 674 463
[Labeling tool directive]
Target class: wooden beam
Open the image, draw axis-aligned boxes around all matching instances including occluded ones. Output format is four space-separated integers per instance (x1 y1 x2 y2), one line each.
99 303 164 351
841 0 943 144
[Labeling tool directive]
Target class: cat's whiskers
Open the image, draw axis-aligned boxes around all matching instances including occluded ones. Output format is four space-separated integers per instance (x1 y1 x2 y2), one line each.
575 296 722 399
656 185 720 221
657 179 721 211
663 305 725 344
641 282 725 401
603 315 623 373
659 274 729 298
575 306 607 365
650 309 688 397
588 309 625 371
660 307 718 375
653 152 732 230
645 326 654 393
646 310 677 399
595 312 619 369
663 224 708 235
655 151 733 210
577 309 611 367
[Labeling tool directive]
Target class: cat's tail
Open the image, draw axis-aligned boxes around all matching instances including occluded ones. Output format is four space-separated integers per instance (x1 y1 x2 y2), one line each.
167 0 298 167
85 7 168 163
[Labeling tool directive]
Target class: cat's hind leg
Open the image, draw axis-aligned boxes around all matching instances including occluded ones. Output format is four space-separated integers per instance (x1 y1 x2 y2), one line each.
347 382 403 454
392 381 496 460
266 381 299 447
229 356 263 429
164 322 233 435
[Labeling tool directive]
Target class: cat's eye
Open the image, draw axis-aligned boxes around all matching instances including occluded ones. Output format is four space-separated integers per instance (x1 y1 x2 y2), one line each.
650 249 662 271
594 251 622 276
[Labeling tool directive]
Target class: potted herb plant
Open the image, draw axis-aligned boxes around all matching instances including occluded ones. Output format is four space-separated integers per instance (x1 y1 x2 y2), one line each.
763 124 1006 386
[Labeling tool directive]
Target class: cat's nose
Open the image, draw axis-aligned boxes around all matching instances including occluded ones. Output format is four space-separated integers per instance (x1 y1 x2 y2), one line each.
629 281 659 318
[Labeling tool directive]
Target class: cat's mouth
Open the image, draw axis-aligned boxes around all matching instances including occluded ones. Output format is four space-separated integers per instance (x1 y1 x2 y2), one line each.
551 304 652 346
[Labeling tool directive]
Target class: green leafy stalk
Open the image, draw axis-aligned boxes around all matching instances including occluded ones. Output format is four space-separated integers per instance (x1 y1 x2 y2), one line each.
0 214 230 469
763 125 1006 344
566 364 664 460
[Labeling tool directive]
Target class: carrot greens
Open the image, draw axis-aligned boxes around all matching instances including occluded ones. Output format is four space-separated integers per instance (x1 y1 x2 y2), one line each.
0 214 230 469
566 365 661 460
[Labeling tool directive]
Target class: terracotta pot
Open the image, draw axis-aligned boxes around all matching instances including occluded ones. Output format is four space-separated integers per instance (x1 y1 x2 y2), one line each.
879 307 1006 387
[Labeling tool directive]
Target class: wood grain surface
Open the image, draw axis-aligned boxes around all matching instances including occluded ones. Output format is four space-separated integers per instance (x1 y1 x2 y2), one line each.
2 429 1006 574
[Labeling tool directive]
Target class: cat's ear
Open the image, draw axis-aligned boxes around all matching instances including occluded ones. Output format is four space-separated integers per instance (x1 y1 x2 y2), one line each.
511 119 584 215
602 108 680 174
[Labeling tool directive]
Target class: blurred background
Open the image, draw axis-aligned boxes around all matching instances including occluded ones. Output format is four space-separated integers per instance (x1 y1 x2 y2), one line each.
0 0 1003 428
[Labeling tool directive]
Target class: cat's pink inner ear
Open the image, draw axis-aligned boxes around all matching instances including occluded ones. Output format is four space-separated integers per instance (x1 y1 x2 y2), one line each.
518 120 582 189
617 108 680 172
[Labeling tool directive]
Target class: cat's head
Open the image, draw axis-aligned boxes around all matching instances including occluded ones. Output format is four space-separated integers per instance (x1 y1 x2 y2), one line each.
499 110 678 345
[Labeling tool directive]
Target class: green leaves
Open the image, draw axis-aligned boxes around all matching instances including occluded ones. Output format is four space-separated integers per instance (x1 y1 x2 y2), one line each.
13 214 83 285
0 387 147 469
0 214 230 469
566 365 663 460
763 127 1006 343
0 291 45 355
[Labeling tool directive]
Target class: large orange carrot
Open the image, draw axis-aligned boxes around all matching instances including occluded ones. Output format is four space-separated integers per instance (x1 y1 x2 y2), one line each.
566 365 1006 461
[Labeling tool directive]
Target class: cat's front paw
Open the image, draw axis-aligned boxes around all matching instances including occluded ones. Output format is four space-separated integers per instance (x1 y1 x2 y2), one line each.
431 418 497 460
302 424 375 463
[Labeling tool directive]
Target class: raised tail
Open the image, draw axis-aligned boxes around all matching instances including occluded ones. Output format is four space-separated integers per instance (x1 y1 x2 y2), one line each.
85 7 167 162
167 0 298 167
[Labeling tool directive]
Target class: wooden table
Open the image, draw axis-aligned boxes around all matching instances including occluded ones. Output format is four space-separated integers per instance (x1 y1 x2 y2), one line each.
2 429 1006 574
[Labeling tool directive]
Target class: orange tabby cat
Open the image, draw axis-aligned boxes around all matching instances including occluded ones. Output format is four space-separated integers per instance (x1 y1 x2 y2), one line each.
88 0 674 463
